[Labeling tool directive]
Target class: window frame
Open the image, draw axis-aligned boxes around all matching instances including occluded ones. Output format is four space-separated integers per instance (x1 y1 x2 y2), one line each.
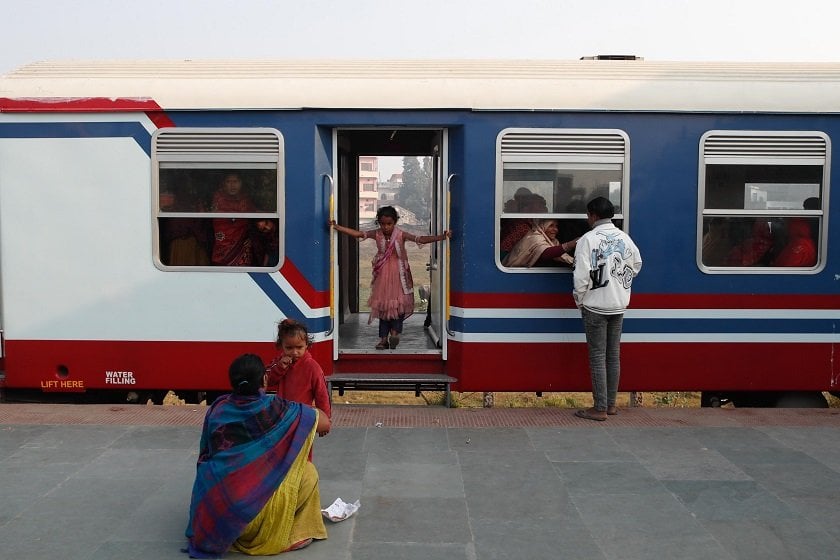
495 128 631 273
697 130 829 274
151 127 285 272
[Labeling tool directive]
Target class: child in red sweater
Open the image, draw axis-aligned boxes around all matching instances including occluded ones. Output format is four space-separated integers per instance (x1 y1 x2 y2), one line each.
265 319 331 436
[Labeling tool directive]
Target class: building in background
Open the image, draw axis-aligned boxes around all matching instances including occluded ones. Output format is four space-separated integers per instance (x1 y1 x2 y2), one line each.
378 172 402 203
359 155 379 221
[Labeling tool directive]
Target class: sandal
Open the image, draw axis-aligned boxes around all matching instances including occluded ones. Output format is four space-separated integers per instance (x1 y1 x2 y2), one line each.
574 408 607 422
285 538 313 552
375 340 388 350
388 334 400 349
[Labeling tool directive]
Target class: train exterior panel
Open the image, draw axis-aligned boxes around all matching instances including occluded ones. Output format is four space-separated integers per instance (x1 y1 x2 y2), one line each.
0 60 837 401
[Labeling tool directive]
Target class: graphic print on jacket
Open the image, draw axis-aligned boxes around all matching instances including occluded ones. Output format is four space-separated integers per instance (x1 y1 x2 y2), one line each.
589 231 635 291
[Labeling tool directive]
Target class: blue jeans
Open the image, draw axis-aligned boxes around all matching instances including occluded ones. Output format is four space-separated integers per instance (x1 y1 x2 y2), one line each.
378 316 405 338
581 307 624 412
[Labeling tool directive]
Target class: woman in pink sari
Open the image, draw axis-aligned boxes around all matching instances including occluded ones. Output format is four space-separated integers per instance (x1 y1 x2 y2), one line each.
330 206 451 350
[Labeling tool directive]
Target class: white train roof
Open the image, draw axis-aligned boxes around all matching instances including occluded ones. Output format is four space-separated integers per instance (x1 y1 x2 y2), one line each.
2 59 840 113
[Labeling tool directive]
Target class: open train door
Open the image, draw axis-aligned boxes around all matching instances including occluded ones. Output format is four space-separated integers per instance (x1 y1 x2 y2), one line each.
425 132 449 358
329 128 449 361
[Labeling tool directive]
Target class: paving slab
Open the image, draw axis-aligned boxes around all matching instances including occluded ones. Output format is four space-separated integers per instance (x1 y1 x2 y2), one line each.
1 404 839 560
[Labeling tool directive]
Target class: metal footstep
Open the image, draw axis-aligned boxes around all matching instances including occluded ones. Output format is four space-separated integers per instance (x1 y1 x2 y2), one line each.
327 373 457 407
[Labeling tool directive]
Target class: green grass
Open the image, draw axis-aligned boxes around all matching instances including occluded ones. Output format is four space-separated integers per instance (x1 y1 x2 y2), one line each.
334 391 702 409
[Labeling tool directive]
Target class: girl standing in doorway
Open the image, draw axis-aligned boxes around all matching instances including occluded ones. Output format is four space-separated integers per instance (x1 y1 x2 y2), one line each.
329 206 451 350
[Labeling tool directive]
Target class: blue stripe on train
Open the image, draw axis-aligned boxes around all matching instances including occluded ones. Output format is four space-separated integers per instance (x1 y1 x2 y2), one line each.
248 273 330 331
449 316 836 334
0 122 152 155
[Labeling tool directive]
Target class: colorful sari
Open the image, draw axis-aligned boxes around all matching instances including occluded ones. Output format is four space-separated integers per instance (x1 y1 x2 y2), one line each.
365 227 415 322
185 391 323 558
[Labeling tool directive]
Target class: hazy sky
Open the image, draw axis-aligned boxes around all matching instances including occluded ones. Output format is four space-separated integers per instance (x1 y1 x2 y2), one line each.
1 0 838 75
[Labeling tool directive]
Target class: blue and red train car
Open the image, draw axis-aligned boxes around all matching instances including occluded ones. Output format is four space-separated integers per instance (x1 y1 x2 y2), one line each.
0 59 837 406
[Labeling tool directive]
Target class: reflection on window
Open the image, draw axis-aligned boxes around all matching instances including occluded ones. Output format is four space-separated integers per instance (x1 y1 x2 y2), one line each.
699 132 827 272
153 129 283 270
501 164 622 215
497 129 628 270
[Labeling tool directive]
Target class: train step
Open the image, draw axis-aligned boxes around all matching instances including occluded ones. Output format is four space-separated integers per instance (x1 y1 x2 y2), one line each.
333 352 444 375
327 373 457 407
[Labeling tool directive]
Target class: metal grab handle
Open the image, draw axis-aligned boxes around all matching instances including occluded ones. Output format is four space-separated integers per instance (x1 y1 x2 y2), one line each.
322 173 335 337
445 173 455 337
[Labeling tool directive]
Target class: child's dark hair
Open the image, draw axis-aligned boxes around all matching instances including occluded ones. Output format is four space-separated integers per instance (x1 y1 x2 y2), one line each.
228 353 264 395
275 318 312 348
376 205 399 223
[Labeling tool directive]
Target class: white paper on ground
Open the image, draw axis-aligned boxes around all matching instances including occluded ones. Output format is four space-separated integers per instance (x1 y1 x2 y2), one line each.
321 497 361 522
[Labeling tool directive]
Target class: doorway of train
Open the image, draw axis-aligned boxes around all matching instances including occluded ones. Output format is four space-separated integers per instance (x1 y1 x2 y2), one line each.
330 128 449 361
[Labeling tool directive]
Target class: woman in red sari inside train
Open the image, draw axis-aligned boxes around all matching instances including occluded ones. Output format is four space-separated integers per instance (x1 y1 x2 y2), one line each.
210 173 257 266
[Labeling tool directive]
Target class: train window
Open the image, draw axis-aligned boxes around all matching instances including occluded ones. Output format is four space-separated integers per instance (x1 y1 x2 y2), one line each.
496 129 629 271
151 129 284 270
698 131 828 273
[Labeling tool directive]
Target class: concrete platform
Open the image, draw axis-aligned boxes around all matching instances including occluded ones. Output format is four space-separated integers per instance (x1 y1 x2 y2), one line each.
1 403 839 559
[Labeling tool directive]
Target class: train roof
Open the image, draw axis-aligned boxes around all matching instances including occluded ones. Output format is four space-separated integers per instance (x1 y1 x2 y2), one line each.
2 59 840 113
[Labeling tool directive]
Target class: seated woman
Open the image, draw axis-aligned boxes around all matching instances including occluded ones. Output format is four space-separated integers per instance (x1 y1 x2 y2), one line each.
499 193 549 254
185 354 330 558
501 219 577 267
726 219 773 266
771 217 816 267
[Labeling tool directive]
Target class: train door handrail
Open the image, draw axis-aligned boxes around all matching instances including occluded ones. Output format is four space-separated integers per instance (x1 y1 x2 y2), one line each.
323 172 335 337
445 172 456 337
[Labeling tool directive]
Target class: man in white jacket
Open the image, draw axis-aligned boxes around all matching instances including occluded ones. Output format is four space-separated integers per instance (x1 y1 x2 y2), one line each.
573 197 642 421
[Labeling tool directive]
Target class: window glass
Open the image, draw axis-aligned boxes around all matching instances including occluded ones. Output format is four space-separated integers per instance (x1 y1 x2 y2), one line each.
159 167 278 214
701 216 819 267
502 163 622 214
699 132 827 272
704 165 822 210
153 129 283 270
497 129 628 271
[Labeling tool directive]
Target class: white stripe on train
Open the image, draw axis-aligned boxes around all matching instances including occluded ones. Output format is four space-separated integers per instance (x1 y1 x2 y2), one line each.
449 307 840 320
450 332 840 343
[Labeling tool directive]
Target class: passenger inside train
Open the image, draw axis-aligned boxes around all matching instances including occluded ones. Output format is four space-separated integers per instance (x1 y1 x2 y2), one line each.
501 219 577 267
500 191 550 257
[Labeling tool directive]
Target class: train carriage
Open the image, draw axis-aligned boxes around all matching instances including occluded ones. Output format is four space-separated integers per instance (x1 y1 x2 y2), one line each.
0 59 837 406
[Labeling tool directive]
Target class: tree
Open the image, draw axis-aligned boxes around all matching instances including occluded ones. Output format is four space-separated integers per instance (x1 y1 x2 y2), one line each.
397 156 430 223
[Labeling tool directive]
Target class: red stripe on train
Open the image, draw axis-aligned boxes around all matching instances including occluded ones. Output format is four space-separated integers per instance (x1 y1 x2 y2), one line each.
145 110 175 129
279 259 330 309
4 339 835 394
2 340 332 392
0 97 165 112
447 340 837 392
